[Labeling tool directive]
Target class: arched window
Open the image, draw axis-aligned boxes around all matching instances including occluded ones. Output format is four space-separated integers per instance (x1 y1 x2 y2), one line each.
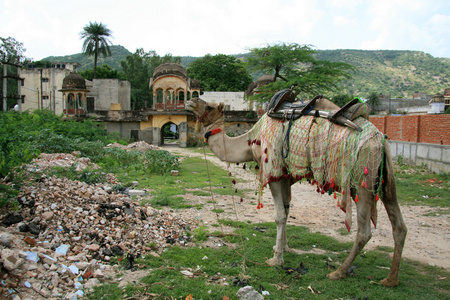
179 91 185 101
68 93 75 109
192 91 199 98
157 89 163 103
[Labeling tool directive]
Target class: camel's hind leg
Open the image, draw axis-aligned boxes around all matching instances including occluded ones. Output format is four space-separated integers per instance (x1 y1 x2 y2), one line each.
327 186 374 280
380 142 407 287
266 179 291 266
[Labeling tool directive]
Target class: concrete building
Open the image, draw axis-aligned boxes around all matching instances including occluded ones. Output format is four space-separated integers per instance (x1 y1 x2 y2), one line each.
20 62 131 115
20 63 79 114
200 91 248 111
86 79 131 111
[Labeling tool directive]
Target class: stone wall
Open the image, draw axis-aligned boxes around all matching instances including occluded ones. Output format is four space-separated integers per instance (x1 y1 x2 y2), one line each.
389 140 450 173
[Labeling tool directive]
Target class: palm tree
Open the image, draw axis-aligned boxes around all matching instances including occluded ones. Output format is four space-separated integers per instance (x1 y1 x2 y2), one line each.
80 21 113 79
366 91 381 114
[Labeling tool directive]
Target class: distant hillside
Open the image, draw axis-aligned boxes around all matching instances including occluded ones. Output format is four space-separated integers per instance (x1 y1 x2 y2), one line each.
43 45 132 71
315 50 450 97
43 46 450 98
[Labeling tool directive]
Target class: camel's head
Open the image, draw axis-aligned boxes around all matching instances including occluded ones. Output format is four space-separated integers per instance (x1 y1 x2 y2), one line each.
186 97 224 130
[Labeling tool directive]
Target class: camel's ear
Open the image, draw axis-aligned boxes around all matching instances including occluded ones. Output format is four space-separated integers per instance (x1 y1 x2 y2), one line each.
218 102 225 113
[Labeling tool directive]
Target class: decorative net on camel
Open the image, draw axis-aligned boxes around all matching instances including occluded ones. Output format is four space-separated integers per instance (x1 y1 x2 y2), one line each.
248 114 385 231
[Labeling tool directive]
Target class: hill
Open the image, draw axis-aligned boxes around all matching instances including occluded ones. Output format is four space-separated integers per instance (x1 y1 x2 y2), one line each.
43 46 450 98
314 50 450 97
43 45 132 71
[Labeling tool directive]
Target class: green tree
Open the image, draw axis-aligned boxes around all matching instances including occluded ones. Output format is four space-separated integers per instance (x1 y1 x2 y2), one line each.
247 43 354 102
331 94 355 107
1 37 28 110
80 22 113 79
187 54 252 91
121 49 181 109
366 91 381 114
0 37 27 64
78 64 125 81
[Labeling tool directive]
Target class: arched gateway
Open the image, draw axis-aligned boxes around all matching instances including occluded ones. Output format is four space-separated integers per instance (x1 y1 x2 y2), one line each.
141 63 201 147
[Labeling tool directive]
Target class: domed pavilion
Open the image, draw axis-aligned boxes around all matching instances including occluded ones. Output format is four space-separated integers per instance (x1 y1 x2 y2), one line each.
59 72 89 116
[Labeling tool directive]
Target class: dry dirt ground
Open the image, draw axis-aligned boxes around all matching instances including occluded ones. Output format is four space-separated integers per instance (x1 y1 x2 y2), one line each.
163 145 450 271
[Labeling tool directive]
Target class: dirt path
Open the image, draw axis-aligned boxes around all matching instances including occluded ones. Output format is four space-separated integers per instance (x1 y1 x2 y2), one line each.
163 145 450 270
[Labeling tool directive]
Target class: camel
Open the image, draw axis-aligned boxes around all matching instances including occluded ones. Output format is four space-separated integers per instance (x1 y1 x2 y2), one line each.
186 96 407 287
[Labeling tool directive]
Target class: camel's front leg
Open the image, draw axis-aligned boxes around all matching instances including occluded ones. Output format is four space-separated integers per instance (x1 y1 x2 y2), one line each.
266 179 291 266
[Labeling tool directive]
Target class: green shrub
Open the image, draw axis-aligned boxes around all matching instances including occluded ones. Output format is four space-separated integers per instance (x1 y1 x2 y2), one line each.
143 149 180 175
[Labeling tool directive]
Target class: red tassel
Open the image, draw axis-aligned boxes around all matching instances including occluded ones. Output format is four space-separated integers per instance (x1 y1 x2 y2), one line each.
232 179 236 184
257 203 261 209
375 195 379 201
334 192 337 199
355 195 359 203
364 166 369 175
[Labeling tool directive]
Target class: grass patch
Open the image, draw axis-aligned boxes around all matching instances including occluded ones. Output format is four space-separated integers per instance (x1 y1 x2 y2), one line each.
85 221 450 300
376 245 395 253
394 163 449 207
115 156 247 210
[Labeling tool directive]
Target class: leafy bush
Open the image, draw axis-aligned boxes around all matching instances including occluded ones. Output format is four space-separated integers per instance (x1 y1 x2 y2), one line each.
143 149 180 175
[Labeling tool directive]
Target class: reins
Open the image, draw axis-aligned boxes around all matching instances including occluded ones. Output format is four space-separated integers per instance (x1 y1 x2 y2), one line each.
200 120 266 267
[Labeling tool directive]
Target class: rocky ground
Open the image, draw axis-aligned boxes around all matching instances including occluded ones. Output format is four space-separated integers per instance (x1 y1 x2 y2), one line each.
0 142 448 300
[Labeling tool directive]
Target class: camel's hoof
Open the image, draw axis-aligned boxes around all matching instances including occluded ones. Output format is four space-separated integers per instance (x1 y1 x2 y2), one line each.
266 257 283 266
380 278 399 287
327 271 346 280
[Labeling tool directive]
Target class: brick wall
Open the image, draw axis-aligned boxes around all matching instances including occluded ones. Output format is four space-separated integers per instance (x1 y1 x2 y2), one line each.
369 115 450 145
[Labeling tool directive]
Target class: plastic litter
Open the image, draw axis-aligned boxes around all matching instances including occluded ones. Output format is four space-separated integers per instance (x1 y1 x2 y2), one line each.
25 251 39 263
55 244 70 255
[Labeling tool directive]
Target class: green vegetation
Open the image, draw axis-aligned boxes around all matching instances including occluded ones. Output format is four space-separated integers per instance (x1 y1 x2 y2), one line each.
187 54 253 91
247 43 354 102
315 49 450 97
394 161 450 207
85 221 450 300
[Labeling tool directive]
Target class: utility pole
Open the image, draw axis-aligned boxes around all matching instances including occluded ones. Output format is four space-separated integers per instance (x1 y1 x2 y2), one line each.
2 64 6 111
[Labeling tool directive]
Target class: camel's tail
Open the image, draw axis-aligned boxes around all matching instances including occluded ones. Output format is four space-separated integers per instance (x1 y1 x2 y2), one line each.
382 140 397 204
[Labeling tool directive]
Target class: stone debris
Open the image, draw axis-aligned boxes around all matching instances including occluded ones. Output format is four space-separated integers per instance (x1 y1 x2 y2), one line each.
105 141 161 152
0 150 194 300
26 152 100 173
236 285 265 300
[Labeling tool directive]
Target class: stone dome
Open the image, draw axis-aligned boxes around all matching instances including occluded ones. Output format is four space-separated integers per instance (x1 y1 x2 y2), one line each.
60 72 88 91
152 63 188 80
429 93 445 104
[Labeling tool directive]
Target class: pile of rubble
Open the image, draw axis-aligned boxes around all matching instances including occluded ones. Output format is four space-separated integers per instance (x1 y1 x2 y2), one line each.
0 150 195 299
26 152 100 173
105 141 161 152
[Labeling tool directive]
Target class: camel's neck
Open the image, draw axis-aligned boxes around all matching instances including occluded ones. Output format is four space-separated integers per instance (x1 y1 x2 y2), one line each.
204 118 254 163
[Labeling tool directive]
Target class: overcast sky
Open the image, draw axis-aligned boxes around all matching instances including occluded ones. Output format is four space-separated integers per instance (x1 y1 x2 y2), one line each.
1 0 450 61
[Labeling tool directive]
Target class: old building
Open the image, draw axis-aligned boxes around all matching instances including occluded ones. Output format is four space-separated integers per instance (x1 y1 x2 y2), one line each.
20 63 79 114
20 63 130 115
